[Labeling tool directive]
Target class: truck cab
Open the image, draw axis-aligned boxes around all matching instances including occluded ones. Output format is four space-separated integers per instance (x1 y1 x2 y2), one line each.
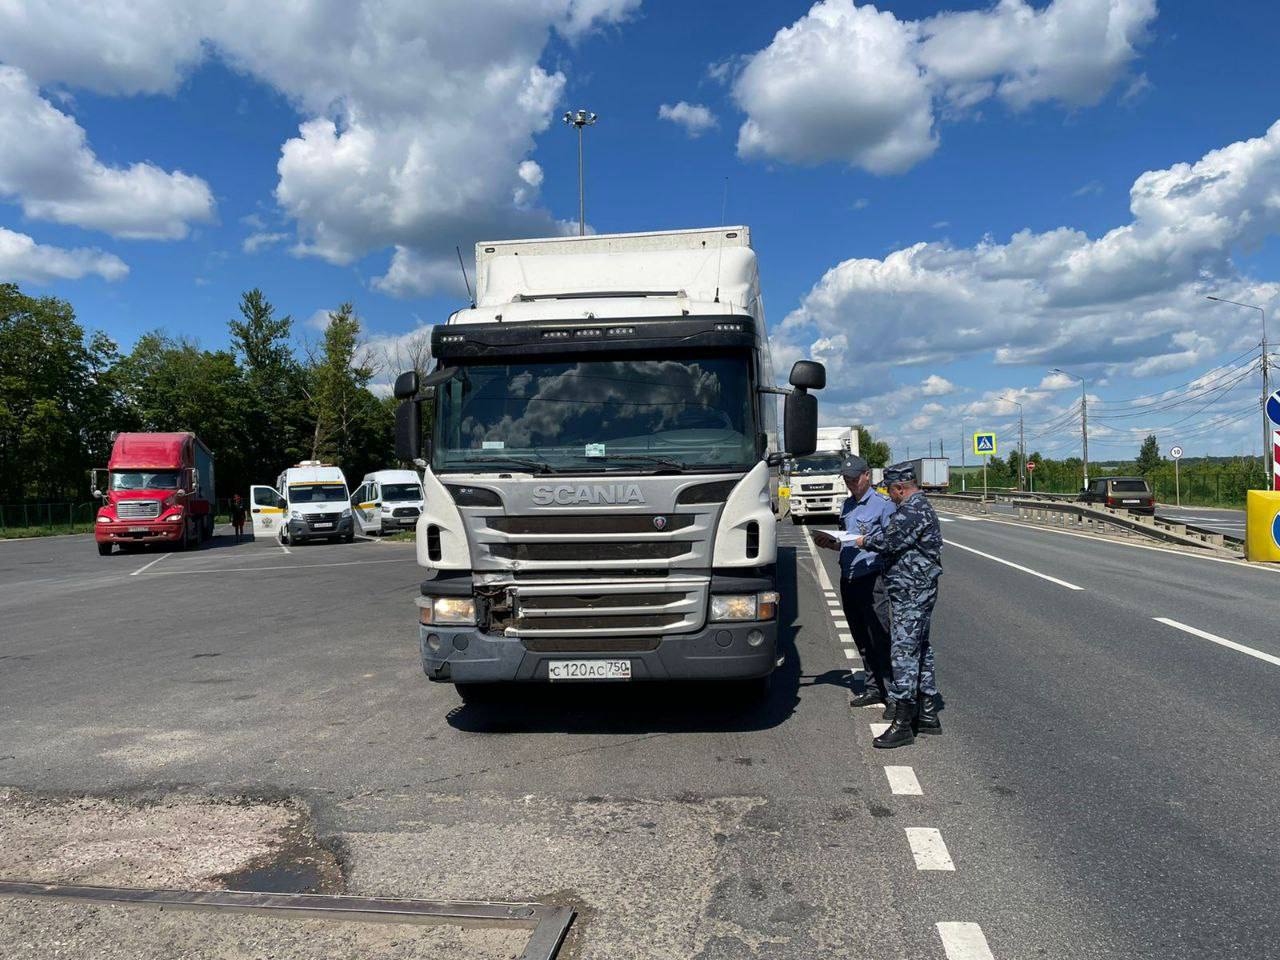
351 469 426 535
786 426 858 523
255 462 353 545
392 226 824 701
93 432 215 555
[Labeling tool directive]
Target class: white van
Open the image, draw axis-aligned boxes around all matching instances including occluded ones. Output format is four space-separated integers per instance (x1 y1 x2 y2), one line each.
251 461 353 545
350 469 425 536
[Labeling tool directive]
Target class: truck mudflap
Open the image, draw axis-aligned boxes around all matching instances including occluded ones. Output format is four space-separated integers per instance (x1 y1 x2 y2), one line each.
420 620 777 684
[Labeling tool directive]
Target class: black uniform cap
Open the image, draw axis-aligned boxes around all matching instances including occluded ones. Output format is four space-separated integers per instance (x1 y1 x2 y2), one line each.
884 463 917 484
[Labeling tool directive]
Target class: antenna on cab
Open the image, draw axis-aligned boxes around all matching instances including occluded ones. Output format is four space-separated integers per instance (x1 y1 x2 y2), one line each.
713 176 728 304
456 245 475 308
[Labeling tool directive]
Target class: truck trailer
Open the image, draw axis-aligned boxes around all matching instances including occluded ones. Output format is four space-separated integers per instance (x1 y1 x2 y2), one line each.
905 457 950 490
787 424 859 522
392 226 825 701
93 432 215 554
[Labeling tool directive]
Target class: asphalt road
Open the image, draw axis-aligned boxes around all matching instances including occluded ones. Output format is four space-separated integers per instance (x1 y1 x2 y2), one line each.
2 514 1278 958
1155 505 1248 538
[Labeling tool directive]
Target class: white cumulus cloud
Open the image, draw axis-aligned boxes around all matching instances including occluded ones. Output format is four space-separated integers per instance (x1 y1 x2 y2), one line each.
731 0 1157 174
658 101 718 138
0 64 215 239
0 226 127 283
777 120 1280 437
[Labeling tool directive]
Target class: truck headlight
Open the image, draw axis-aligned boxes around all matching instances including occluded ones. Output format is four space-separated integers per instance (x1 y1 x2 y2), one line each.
416 596 476 625
710 591 779 622
290 510 302 520
97 516 112 524
341 507 352 518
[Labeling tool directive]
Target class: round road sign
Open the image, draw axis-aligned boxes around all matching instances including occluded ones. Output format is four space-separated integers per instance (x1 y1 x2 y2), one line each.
1026 460 1037 471
1267 389 1280 425
1169 445 1183 459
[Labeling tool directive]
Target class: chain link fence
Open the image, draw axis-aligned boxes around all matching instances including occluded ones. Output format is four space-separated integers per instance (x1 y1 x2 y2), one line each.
0 498 244 538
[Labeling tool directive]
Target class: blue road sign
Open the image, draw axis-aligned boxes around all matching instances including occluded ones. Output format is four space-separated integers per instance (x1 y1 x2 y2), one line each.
1273 512 1280 549
1266 389 1280 425
974 432 997 455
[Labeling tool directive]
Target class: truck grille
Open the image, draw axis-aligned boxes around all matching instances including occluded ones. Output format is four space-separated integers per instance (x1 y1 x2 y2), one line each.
305 512 340 523
392 506 420 518
487 514 693 535
800 483 834 492
488 541 692 562
116 500 160 520
494 579 707 637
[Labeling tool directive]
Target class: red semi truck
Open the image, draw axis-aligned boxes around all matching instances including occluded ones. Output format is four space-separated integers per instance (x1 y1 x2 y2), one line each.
93 432 215 555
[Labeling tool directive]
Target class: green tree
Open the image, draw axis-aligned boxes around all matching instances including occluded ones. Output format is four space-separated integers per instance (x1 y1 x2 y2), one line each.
305 303 374 466
1136 434 1161 475
228 289 302 484
857 426 891 468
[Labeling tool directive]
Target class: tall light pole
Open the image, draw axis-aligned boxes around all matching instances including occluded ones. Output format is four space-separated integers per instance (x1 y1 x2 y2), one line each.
1001 395 1026 490
1206 296 1271 480
1052 368 1089 487
563 109 598 236
960 420 967 492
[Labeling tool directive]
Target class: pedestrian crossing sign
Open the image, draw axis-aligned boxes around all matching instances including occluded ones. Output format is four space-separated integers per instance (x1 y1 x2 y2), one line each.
973 432 997 456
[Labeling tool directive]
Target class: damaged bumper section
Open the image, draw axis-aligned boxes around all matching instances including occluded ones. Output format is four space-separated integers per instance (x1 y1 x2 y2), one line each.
416 572 778 683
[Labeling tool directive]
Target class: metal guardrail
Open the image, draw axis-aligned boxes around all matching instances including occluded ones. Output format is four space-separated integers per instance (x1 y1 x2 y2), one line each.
929 492 1241 556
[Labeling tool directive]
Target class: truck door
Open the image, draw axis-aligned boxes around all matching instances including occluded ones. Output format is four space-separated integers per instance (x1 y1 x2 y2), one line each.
351 482 378 535
250 485 284 536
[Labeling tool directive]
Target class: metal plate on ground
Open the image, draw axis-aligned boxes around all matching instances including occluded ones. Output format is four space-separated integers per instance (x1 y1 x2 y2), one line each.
0 881 574 960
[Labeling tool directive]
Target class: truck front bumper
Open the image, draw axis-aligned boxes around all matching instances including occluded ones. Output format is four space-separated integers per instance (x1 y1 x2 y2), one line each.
96 521 184 544
420 620 778 684
790 496 840 517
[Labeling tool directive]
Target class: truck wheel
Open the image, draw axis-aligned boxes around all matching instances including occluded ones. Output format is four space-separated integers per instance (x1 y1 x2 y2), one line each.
279 527 290 546
97 543 112 556
343 532 354 544
173 523 187 551
456 683 500 704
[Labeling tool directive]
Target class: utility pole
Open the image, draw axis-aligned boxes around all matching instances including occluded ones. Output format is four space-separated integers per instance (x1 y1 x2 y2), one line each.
1206 296 1270 481
563 109 598 236
1053 368 1089 488
960 422 966 492
1001 395 1026 491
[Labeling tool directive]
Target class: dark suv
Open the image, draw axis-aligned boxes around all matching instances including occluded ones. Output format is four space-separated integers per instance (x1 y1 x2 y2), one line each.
1079 476 1155 514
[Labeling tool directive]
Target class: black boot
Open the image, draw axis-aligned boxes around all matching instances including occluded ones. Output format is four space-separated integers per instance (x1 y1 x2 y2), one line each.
882 699 895 720
874 701 916 748
916 693 941 734
850 686 885 708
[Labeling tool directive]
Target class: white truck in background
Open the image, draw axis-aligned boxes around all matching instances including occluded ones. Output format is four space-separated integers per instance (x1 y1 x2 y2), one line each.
787 424 859 523
392 226 826 702
905 457 950 491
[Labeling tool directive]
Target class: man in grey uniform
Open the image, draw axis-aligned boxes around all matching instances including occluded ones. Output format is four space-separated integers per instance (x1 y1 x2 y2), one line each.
851 463 944 749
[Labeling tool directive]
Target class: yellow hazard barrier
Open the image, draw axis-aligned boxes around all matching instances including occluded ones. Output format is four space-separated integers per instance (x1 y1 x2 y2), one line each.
1245 490 1280 562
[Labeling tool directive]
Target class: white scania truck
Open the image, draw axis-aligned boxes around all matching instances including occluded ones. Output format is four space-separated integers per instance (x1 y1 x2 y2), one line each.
787 424 860 523
393 226 824 701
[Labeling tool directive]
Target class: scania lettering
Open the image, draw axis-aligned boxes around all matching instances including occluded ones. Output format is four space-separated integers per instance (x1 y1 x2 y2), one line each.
393 226 825 702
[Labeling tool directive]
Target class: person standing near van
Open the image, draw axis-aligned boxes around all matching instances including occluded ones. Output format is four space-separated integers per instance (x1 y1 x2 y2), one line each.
230 494 247 542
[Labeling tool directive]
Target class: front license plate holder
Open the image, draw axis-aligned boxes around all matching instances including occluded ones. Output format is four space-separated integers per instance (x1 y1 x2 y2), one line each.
312 522 333 529
128 526 149 533
548 659 632 681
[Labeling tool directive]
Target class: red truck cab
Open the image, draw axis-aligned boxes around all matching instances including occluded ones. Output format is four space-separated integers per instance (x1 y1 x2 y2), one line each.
94 432 215 556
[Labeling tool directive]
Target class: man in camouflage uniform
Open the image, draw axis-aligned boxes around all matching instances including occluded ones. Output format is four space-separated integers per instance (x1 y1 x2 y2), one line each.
851 463 944 748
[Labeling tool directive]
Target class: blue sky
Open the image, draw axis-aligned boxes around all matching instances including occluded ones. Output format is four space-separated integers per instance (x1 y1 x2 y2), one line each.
2 0 1279 460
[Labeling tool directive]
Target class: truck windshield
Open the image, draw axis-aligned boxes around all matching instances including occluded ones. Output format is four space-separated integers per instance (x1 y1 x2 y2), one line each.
434 352 756 473
381 483 423 501
793 455 844 474
111 470 180 490
289 484 348 503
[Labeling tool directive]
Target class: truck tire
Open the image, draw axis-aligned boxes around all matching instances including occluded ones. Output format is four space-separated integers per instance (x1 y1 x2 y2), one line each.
279 527 290 546
456 683 500 704
343 532 354 544
97 542 112 556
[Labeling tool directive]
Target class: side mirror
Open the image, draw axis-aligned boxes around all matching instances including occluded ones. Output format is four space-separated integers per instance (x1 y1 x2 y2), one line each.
395 399 422 462
784 390 818 457
789 360 826 390
92 489 103 500
394 370 419 400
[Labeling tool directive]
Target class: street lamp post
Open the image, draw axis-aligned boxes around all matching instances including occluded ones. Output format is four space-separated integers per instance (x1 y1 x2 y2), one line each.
1206 296 1271 480
1052 368 1089 488
960 420 967 492
1001 396 1026 491
563 109 598 236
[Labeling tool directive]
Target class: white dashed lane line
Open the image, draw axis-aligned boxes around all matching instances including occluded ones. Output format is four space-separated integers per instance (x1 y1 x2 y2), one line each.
905 828 956 871
129 552 172 577
1153 617 1280 668
936 922 996 960
945 539 1084 591
884 765 923 796
870 723 889 737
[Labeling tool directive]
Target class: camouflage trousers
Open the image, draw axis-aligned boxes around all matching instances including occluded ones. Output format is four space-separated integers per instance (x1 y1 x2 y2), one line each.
885 582 939 703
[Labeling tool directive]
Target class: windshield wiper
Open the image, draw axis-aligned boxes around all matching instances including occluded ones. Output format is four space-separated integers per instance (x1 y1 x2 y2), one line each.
575 453 689 471
457 455 554 474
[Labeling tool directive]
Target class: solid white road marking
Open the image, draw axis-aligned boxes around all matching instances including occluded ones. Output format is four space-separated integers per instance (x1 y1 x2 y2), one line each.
145 557 408 576
945 539 1083 591
905 828 955 871
279 541 291 555
1153 617 1280 668
936 922 995 960
129 552 172 577
804 530 837 593
957 515 985 522
937 516 956 523
885 766 923 796
870 723 889 737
